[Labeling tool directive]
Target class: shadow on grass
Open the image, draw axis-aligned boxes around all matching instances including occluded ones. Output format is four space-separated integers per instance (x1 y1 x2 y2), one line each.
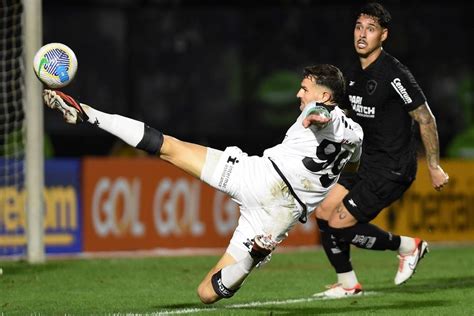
156 276 473 313
373 275 474 293
155 298 450 315
158 303 205 309
238 299 449 315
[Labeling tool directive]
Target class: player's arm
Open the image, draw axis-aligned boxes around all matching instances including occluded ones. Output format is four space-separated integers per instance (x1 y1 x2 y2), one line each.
342 120 363 173
302 102 332 129
409 102 449 191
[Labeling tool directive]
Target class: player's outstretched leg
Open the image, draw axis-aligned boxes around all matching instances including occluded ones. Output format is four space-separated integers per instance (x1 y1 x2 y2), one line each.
43 89 207 179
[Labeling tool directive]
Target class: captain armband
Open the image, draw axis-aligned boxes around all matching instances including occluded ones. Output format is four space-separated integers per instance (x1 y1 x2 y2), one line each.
136 125 164 155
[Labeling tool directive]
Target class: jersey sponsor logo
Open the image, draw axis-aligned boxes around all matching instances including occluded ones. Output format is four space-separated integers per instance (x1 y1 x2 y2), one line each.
349 95 375 118
391 78 413 104
218 156 239 189
366 79 377 95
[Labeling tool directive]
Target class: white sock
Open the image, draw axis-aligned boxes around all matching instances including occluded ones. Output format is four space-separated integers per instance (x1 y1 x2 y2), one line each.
81 104 145 147
221 254 256 290
398 236 416 255
337 270 359 289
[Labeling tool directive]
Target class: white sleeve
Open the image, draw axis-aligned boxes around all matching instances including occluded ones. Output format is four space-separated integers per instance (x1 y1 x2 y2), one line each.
346 120 364 163
350 143 362 162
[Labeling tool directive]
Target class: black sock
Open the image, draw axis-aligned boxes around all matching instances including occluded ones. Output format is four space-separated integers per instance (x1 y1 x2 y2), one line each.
329 222 401 251
316 218 353 273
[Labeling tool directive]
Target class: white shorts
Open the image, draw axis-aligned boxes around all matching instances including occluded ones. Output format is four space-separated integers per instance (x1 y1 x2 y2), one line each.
200 146 303 261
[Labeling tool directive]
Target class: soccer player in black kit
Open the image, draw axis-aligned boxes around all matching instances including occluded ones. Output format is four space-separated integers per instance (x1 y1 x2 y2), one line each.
306 2 450 298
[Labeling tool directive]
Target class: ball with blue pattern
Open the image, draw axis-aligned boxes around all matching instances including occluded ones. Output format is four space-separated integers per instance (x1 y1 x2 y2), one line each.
33 43 78 88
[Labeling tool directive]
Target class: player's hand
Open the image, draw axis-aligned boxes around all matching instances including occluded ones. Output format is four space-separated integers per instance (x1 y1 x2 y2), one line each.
43 89 89 124
302 114 331 129
429 165 449 191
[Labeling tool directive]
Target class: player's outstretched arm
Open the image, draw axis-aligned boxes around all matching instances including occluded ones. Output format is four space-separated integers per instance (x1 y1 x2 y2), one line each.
43 89 207 178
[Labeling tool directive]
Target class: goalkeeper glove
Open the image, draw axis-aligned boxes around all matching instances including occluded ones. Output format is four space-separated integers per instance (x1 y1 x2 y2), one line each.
43 89 89 124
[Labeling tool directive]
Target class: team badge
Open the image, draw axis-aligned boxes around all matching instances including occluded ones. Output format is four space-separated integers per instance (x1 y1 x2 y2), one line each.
366 80 377 95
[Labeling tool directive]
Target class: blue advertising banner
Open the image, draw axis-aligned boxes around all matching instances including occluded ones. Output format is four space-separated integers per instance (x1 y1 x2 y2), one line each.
0 159 82 256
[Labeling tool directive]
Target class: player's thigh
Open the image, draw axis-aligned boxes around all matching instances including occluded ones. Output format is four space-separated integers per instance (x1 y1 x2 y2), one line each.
342 174 412 223
327 202 358 228
315 183 349 220
199 146 246 200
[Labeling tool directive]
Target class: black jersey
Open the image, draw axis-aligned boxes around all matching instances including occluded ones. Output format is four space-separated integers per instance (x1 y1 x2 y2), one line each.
345 50 426 182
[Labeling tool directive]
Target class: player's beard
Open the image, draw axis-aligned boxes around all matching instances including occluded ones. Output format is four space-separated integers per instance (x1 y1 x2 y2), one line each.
355 44 383 60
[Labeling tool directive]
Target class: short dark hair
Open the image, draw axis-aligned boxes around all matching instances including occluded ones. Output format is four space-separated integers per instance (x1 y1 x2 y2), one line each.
303 64 346 106
357 2 392 29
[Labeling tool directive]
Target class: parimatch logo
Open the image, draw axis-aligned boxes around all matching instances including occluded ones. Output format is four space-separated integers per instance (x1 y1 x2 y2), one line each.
349 95 375 118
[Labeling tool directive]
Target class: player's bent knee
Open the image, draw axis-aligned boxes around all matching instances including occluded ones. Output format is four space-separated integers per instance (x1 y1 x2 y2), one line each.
197 282 219 304
196 288 215 304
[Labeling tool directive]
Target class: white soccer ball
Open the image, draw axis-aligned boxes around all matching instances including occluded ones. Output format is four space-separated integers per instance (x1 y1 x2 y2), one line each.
33 43 77 88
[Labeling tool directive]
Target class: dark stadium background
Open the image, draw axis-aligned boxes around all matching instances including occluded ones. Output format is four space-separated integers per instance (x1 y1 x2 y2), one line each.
41 0 472 158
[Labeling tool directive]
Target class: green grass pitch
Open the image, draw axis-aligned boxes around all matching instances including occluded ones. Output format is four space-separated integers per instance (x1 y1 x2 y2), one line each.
1 245 473 315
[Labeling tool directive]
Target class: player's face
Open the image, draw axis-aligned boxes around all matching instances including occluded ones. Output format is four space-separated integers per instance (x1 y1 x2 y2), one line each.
296 77 326 111
354 14 387 58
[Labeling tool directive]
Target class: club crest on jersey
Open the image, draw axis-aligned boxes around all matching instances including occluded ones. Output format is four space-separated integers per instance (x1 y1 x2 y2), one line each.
366 80 377 95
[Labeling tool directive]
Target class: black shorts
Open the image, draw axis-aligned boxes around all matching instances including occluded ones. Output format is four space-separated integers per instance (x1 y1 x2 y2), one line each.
339 172 413 223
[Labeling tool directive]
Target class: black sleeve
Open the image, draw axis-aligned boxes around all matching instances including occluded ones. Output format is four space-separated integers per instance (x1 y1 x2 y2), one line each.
390 65 427 112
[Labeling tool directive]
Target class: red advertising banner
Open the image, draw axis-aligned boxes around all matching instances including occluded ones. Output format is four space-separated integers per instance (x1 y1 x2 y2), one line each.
83 158 319 252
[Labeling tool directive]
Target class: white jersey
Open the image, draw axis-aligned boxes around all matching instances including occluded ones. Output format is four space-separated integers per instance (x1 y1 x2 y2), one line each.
200 105 363 259
263 105 363 211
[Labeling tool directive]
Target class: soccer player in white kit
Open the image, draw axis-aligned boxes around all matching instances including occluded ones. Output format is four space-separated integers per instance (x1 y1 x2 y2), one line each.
43 64 363 304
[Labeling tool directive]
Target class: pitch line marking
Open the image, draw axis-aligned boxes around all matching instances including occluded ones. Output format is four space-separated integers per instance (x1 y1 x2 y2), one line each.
154 292 379 315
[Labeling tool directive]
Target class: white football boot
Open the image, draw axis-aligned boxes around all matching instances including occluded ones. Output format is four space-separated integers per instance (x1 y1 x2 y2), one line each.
313 283 363 299
394 238 429 285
